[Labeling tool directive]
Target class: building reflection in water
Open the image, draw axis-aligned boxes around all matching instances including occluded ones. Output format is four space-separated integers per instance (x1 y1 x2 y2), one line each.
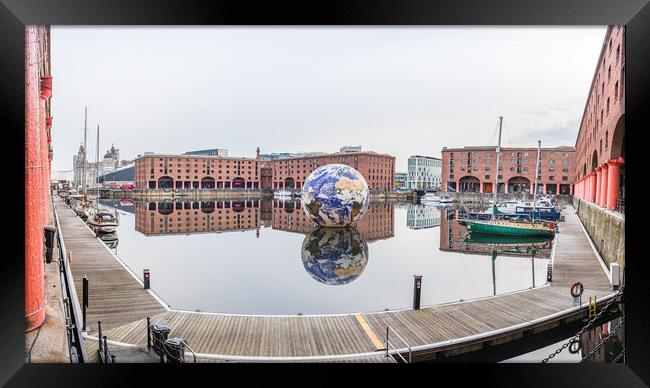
133 198 394 284
406 203 441 230
134 198 394 243
301 227 368 285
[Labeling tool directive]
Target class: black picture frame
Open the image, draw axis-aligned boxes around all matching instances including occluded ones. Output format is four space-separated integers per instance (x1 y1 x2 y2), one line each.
1 0 648 386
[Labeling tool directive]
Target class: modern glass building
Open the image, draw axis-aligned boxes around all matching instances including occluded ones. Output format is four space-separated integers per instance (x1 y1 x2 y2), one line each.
407 155 442 190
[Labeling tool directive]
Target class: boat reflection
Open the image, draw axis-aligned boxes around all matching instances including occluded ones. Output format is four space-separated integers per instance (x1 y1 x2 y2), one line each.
99 232 119 249
440 207 553 259
301 227 369 285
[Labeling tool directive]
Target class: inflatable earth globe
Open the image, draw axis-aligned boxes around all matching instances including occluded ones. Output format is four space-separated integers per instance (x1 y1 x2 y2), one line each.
301 164 370 227
301 227 369 285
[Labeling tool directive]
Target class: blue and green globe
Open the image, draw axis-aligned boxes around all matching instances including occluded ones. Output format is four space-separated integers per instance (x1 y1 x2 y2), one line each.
301 164 370 227
301 227 369 285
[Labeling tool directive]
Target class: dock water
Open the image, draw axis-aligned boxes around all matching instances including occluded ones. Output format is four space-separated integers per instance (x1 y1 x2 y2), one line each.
54 197 615 362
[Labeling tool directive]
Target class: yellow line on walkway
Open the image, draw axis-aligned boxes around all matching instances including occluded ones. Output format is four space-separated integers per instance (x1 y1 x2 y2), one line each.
355 314 384 350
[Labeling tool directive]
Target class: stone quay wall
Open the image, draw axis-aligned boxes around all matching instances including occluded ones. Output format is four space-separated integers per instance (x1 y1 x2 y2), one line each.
573 196 625 272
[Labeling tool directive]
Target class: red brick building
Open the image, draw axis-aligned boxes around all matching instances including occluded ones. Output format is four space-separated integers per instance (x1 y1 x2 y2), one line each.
260 151 395 192
135 149 396 192
573 26 625 211
441 146 576 195
135 153 260 189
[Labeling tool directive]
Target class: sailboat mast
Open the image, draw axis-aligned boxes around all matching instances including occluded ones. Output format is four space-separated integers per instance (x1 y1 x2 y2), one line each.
96 124 100 200
492 116 503 220
533 140 541 211
82 106 88 195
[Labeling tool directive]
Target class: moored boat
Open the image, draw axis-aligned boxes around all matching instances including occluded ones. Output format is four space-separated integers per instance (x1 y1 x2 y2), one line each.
87 210 118 233
459 218 556 237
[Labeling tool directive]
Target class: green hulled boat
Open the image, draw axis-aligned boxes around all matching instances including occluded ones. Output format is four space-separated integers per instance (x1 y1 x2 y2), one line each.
459 218 555 237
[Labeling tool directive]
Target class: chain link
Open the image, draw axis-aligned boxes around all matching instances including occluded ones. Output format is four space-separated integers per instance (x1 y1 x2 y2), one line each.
541 286 624 363
579 317 625 363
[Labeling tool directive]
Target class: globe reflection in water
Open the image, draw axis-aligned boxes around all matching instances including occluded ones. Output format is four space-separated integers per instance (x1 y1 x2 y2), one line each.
301 227 369 285
301 164 370 227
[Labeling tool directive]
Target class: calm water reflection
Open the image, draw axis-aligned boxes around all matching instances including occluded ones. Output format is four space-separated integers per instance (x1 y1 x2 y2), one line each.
98 199 552 315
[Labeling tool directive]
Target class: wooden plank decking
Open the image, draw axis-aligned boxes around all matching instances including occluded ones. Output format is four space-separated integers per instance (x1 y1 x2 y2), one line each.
56 198 167 335
56 197 615 362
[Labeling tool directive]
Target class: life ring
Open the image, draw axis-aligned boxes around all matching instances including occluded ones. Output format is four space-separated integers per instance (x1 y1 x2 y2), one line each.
570 282 584 298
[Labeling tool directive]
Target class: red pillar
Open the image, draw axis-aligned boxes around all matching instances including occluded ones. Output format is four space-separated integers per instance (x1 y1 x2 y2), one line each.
599 164 609 206
606 158 623 209
25 26 46 332
40 76 53 227
479 181 483 193
595 167 602 205
589 173 597 203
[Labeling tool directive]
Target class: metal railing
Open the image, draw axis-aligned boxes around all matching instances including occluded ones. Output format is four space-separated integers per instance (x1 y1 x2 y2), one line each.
385 326 412 363
181 340 198 363
615 197 625 213
97 321 116 363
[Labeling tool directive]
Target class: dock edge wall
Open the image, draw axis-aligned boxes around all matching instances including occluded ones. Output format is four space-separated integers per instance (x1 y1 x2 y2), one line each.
573 196 625 274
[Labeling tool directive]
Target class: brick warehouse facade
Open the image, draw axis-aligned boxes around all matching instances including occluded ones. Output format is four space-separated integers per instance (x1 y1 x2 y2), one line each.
135 153 260 189
573 26 625 211
441 146 576 195
135 149 396 192
261 151 395 192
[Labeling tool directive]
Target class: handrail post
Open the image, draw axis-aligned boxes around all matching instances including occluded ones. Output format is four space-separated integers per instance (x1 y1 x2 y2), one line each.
103 336 108 363
385 327 389 358
147 317 151 349
82 276 88 331
98 321 103 355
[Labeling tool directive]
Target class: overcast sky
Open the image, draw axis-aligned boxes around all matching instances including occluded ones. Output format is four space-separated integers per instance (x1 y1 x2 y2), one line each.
50 26 606 172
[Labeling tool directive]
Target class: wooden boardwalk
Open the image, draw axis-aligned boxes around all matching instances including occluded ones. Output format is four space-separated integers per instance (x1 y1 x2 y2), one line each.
55 197 615 362
55 198 167 335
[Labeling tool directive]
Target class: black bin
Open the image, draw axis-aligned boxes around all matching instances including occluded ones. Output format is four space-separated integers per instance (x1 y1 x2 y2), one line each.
151 324 170 355
163 338 185 363
44 226 56 263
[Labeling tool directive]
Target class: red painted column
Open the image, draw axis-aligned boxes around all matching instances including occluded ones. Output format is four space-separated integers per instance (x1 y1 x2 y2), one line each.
595 167 602 205
589 172 597 203
40 76 53 226
599 164 609 206
606 159 623 209
25 26 46 332
479 181 483 193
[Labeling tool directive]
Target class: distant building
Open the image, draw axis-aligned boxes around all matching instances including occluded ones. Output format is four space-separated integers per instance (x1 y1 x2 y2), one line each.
340 145 362 153
258 151 326 161
98 164 135 188
135 148 396 192
394 172 407 188
261 150 395 192
183 148 228 157
440 145 576 194
407 155 442 191
73 143 121 190
135 152 260 189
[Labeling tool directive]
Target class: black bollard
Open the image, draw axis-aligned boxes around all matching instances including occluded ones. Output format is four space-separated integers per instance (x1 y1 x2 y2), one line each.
143 269 150 289
413 275 422 310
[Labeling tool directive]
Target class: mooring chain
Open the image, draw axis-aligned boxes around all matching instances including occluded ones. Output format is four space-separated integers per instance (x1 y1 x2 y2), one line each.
611 348 625 363
541 286 624 363
579 317 625 363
